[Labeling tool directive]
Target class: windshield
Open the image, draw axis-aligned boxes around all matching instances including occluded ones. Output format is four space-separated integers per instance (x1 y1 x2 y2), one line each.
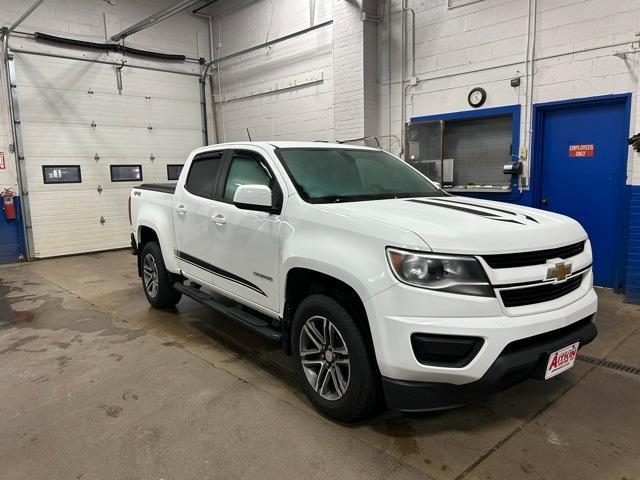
277 148 445 203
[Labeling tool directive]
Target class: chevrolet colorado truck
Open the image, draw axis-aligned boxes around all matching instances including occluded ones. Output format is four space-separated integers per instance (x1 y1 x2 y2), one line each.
130 141 598 422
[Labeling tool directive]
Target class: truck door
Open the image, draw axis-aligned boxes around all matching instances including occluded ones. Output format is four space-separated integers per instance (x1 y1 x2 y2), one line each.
173 150 225 286
210 149 282 312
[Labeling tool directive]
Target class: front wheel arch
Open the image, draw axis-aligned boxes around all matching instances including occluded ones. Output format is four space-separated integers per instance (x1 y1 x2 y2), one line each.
283 268 376 365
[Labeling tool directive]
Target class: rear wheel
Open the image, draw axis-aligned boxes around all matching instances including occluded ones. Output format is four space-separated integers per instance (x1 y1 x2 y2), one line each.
292 294 380 422
140 241 182 308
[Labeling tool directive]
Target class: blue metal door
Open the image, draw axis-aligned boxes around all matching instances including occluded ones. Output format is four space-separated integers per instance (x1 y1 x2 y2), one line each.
536 96 629 288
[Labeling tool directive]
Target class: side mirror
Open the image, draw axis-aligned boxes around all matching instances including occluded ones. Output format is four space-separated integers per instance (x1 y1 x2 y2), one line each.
433 181 442 189
233 184 273 212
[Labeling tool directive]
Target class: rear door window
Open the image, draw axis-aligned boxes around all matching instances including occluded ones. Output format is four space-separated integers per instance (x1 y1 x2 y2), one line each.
185 152 224 198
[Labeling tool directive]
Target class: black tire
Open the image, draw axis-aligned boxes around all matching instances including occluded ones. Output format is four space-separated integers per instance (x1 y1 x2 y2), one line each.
140 241 182 308
292 294 381 422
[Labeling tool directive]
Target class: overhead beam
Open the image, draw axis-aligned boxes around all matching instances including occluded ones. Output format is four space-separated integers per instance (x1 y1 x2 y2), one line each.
6 0 46 35
211 19 332 65
110 0 206 42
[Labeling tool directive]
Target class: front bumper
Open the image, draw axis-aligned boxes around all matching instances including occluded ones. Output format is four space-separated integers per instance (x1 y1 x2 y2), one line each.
364 272 597 384
382 315 597 411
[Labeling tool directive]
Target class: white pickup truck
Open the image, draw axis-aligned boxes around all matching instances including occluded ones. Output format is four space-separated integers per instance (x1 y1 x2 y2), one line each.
130 141 597 422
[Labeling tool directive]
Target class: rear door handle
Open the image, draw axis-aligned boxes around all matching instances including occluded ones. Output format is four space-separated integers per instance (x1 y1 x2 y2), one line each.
212 214 226 225
175 205 187 215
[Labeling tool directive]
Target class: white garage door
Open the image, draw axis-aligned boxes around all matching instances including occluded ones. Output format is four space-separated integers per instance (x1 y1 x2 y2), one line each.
14 53 202 258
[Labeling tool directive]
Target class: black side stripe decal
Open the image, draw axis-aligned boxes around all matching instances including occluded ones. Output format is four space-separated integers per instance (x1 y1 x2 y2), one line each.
176 251 267 296
407 199 526 225
408 199 495 217
490 218 527 225
428 198 539 224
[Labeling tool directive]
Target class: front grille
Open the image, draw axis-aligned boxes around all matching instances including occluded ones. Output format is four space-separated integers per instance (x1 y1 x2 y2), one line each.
482 241 585 269
499 274 583 307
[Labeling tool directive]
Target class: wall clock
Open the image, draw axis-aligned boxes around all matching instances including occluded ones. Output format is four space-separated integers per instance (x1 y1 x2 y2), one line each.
468 87 486 108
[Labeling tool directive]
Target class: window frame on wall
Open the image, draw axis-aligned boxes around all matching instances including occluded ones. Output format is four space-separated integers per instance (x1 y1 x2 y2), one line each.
448 0 484 8
408 105 521 194
42 165 82 184
110 164 143 183
167 164 184 181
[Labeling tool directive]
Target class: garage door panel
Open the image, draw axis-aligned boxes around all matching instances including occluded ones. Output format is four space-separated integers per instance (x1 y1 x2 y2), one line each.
21 125 198 159
15 55 117 92
15 54 202 258
19 88 154 128
21 124 153 159
15 54 201 99
121 68 201 101
149 101 202 130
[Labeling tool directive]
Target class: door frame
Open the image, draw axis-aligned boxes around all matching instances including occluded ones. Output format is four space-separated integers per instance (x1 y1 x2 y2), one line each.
530 93 632 291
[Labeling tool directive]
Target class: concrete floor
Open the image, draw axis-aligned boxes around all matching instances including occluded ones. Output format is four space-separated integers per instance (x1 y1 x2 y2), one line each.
1 250 639 480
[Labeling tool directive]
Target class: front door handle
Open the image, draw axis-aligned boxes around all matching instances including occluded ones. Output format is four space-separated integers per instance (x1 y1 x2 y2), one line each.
213 214 226 225
175 205 187 215
541 197 549 206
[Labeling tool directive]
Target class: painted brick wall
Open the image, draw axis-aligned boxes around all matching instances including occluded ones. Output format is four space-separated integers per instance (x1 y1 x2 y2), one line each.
625 186 640 300
209 0 335 142
332 0 378 143
378 0 639 173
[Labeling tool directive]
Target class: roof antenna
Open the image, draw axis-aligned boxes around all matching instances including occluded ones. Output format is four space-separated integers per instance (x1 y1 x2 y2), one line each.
246 128 252 141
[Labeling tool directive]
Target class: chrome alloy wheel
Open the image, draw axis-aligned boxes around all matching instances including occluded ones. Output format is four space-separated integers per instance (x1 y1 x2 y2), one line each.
299 315 350 401
142 253 159 298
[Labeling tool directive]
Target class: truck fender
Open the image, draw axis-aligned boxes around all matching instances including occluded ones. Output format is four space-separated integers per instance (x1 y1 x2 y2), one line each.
279 257 372 315
136 215 179 274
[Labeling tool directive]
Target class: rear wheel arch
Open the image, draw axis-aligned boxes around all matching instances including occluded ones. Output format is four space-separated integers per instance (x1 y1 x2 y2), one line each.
136 226 160 277
138 225 159 247
136 223 179 276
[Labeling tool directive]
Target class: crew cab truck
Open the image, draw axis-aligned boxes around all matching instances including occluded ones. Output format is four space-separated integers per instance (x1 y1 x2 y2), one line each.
130 141 598 422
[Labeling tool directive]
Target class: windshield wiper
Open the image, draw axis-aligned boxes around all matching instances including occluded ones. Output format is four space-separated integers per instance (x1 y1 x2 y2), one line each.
312 195 354 203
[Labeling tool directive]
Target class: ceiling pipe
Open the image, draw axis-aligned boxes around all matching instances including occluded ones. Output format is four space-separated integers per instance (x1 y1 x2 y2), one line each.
110 0 208 42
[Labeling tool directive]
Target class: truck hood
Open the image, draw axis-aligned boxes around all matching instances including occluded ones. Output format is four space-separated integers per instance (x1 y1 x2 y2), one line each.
321 196 587 254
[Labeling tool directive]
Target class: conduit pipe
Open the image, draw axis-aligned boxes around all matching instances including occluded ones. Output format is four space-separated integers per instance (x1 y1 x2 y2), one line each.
399 1 415 158
199 20 333 145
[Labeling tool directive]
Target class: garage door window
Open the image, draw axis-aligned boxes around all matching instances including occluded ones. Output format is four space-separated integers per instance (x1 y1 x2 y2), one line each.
110 165 142 182
42 165 81 184
185 153 223 198
407 113 514 192
167 164 183 181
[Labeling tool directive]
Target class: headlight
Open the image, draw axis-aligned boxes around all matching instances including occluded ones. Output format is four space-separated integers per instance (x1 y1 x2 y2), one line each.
386 248 494 297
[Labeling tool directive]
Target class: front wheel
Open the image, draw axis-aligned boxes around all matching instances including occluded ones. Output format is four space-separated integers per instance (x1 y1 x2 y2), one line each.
140 241 182 308
292 294 381 422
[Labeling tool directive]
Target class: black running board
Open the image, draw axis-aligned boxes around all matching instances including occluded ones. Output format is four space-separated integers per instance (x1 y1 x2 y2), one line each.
174 283 282 342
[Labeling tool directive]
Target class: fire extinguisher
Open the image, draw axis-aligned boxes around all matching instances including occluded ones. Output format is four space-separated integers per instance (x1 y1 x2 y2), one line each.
1 188 17 220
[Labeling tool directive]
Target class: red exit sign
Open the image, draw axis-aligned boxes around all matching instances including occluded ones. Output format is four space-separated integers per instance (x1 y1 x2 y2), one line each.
569 144 594 157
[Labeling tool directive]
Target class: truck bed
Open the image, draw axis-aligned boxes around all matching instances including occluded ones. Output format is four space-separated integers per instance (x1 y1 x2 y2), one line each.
136 183 177 194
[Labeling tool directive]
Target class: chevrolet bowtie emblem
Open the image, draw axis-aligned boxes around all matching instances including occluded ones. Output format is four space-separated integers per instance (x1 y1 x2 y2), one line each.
546 261 572 282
